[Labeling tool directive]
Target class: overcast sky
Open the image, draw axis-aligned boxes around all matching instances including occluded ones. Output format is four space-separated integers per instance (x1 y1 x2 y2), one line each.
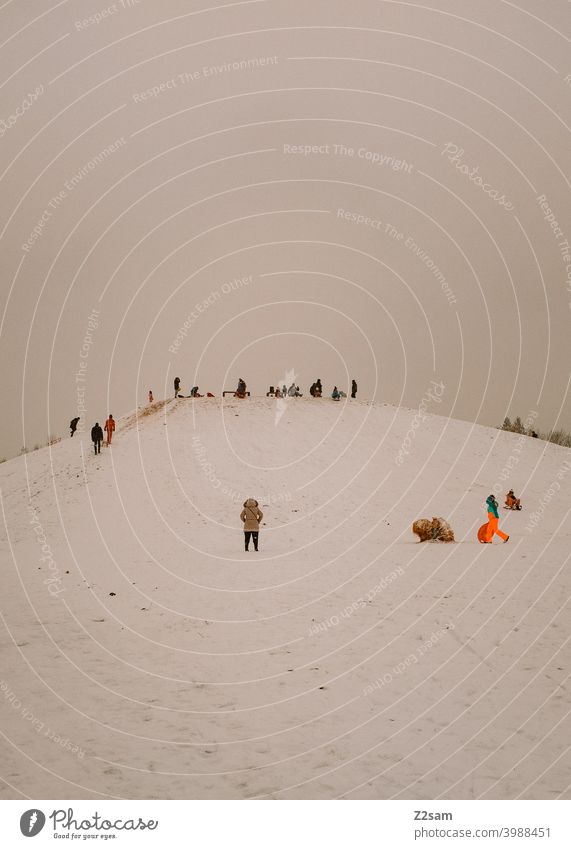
0 0 570 458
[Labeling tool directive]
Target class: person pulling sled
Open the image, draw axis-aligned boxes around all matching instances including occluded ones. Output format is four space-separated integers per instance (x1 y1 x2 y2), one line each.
478 494 509 544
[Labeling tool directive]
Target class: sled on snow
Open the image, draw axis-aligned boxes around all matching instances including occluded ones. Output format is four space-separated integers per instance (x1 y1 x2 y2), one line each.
477 523 490 543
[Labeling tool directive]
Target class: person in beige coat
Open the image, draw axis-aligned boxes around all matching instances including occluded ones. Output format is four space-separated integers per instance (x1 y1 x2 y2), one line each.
240 498 263 551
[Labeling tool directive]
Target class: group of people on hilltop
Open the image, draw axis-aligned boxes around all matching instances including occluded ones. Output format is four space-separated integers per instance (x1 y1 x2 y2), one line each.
70 416 115 454
68 373 356 463
312 378 357 399
325 379 358 399
267 383 302 397
264 378 358 400
173 377 214 398
170 376 359 400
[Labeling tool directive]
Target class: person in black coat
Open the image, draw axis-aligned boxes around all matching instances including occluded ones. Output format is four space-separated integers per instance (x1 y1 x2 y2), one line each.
174 377 181 397
351 379 357 399
70 417 80 437
91 422 103 455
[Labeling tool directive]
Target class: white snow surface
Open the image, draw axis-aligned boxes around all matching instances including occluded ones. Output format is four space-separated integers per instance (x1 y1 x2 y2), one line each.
1 397 570 799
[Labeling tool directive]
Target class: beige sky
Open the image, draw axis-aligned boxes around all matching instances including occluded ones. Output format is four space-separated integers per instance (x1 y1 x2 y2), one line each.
0 0 570 458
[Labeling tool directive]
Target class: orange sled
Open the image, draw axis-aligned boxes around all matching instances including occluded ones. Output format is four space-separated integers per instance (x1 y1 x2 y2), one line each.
477 523 489 543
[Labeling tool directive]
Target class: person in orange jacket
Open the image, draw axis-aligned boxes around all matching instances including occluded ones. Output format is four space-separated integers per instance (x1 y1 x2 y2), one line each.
484 494 509 543
104 414 115 445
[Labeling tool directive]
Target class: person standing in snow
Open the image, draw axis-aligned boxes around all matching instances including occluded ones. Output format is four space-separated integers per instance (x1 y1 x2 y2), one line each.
484 494 509 543
240 498 263 551
104 414 115 445
174 377 181 397
235 378 247 398
148 390 154 403
70 417 80 437
351 379 357 399
91 422 103 455
315 379 322 397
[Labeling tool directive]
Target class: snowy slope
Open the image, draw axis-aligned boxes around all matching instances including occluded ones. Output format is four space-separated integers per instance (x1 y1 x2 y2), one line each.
1 397 570 800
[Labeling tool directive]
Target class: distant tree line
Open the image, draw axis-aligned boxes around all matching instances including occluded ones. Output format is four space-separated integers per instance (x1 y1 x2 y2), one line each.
500 416 571 448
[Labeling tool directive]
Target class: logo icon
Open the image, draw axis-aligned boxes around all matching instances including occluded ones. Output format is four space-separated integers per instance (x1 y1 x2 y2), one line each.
20 810 46 837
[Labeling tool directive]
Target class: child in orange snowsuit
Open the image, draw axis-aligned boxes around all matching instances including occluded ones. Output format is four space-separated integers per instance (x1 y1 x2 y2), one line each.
104 415 115 445
484 495 509 543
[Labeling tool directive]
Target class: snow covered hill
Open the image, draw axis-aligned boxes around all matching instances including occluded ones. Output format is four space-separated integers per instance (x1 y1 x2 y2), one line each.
1 397 570 799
